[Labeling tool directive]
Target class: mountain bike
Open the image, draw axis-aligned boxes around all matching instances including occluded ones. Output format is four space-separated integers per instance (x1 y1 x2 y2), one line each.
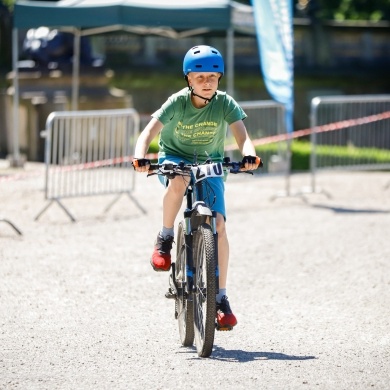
147 155 262 357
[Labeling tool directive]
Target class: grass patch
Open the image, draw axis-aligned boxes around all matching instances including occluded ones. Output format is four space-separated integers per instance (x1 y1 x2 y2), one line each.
254 141 390 171
111 71 185 90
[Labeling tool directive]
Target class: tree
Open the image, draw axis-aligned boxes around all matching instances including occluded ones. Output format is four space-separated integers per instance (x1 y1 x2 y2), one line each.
299 0 390 21
238 0 390 21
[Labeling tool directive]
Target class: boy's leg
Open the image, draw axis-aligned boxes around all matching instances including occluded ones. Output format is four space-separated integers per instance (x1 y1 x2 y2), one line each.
151 175 188 272
216 214 237 329
162 176 189 230
216 213 229 290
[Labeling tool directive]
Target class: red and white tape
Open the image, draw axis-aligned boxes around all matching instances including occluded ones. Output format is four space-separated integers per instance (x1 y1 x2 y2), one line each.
0 170 42 183
226 110 390 150
2 110 389 183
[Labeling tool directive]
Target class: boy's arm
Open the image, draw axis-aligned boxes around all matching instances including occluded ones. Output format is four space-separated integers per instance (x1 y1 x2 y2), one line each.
230 120 260 171
230 120 256 156
133 118 163 172
134 117 163 158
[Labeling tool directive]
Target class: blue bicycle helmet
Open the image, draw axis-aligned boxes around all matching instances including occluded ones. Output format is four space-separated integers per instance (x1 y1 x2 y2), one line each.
183 45 224 75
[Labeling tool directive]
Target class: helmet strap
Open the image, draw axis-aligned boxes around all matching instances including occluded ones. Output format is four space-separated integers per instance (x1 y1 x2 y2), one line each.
184 75 219 105
190 87 216 105
188 86 217 104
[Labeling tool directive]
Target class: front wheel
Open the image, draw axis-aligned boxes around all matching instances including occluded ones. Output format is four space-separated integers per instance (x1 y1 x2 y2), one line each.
175 222 194 347
193 223 217 357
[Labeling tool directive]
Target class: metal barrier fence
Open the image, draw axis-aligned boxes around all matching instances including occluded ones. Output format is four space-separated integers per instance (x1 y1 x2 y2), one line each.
35 108 143 221
226 100 296 199
0 216 23 235
227 100 287 174
309 95 390 194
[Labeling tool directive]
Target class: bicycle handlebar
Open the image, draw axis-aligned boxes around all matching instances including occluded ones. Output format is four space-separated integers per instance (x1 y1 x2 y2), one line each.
146 156 263 176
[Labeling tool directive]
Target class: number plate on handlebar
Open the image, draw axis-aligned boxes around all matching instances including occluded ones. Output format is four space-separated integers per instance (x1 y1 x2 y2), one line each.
191 163 224 183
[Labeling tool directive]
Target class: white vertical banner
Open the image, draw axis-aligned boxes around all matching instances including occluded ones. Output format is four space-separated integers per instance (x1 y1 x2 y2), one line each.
251 0 294 133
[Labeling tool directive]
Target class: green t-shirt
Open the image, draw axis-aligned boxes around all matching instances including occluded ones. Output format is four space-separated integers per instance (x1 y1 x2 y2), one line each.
152 88 247 163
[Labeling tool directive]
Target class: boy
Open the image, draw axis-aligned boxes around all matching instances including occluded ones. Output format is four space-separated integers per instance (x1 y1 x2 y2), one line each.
133 45 260 328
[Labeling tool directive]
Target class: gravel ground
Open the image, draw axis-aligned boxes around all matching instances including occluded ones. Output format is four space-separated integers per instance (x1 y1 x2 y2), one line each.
1 161 390 390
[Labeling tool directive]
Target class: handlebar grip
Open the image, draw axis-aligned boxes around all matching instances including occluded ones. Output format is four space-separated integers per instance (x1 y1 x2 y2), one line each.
256 156 263 168
133 158 151 169
240 156 263 168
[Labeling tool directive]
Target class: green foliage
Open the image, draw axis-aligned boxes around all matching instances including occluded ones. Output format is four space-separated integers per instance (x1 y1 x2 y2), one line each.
243 0 390 21
298 0 390 21
113 72 184 90
2 0 15 9
255 141 390 172
148 137 159 155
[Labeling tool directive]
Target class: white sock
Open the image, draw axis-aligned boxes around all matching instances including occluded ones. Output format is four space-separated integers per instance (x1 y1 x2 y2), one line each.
160 226 174 239
216 288 227 303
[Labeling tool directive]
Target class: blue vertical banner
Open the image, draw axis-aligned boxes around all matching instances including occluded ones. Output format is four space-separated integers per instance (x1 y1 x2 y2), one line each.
251 0 294 133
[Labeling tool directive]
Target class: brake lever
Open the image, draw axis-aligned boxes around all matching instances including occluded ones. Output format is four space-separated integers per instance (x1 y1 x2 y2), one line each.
147 171 158 177
229 169 253 175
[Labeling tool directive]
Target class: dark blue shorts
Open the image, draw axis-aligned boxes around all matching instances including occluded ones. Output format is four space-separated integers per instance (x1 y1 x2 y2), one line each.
158 155 226 220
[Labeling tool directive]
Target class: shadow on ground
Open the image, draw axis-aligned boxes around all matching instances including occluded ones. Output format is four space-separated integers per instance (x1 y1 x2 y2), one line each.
178 346 317 362
310 203 390 214
209 347 316 362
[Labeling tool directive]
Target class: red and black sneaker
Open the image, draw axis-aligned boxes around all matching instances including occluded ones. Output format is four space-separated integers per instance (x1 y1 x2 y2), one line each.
216 296 237 331
150 234 174 272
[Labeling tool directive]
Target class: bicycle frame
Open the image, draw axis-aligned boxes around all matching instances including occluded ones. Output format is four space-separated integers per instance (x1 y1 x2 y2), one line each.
148 156 262 302
182 175 219 302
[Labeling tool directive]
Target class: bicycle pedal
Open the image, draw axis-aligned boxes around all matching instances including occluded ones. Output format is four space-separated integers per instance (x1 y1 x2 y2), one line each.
165 288 176 299
215 323 233 331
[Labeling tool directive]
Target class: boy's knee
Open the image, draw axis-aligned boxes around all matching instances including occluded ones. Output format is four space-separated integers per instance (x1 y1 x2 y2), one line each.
167 178 187 196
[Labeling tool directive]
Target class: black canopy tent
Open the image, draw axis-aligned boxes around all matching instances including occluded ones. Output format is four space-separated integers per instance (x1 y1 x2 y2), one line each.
12 0 255 164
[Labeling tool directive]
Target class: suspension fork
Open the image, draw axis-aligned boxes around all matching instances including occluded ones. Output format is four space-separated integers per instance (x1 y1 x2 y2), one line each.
211 211 220 294
183 208 194 299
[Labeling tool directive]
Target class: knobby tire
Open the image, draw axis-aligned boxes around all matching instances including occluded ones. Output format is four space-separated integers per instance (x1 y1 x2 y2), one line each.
193 223 217 358
175 222 194 346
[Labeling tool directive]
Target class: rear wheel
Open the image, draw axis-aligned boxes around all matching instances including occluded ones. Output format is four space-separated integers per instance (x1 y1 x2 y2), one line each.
193 223 217 357
175 222 194 346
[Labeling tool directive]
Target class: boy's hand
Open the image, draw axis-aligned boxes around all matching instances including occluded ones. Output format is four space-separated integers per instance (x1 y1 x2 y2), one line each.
241 155 263 171
132 158 151 172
